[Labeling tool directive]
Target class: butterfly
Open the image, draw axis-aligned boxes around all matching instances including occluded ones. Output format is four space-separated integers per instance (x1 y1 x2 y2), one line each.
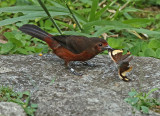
108 49 133 82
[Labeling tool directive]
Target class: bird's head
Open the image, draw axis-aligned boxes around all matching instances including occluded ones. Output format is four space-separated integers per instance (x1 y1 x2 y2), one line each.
92 38 113 53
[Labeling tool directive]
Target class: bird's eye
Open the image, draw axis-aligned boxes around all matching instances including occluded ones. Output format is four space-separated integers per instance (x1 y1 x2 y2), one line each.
99 43 102 46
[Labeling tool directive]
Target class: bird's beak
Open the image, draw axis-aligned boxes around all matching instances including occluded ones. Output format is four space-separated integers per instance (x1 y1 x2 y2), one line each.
102 45 113 51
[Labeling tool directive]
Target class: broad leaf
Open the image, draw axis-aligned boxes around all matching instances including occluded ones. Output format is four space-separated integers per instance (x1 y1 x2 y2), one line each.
144 48 156 57
141 106 149 114
148 39 160 49
156 48 160 58
0 42 14 54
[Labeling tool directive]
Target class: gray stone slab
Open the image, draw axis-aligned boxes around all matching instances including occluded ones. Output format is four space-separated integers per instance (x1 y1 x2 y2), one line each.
0 54 159 116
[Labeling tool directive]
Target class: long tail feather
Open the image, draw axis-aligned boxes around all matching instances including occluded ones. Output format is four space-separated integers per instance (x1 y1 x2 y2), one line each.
19 24 52 40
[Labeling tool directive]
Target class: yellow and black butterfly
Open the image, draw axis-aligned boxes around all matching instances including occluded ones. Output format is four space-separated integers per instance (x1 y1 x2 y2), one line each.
108 49 133 82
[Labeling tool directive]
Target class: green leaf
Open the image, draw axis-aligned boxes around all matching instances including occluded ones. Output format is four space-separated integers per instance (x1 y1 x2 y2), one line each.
130 42 141 55
0 13 41 27
31 104 38 108
44 19 53 28
146 88 158 98
63 31 92 37
95 4 109 20
95 0 117 20
141 106 149 114
128 91 137 97
156 48 160 58
35 44 47 53
129 97 139 105
0 5 68 14
50 1 66 8
141 42 148 52
148 39 160 49
123 7 142 13
83 20 131 30
134 28 160 36
93 26 114 37
55 20 74 30
25 46 36 52
0 12 69 27
83 20 160 36
22 91 30 96
89 0 99 21
108 38 124 49
124 98 130 102
144 48 156 57
0 42 14 54
123 18 154 28
138 52 145 57
73 11 88 23
15 48 29 55
4 32 23 47
34 48 43 53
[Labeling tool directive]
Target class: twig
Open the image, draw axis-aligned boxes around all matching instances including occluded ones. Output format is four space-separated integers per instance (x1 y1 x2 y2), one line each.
38 0 62 35
119 0 131 11
62 0 83 31
99 0 106 7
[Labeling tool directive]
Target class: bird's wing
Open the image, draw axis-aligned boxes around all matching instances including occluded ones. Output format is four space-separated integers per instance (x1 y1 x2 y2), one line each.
53 35 94 54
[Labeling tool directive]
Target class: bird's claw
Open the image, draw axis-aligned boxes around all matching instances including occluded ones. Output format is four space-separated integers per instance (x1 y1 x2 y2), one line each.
69 68 83 76
82 61 95 67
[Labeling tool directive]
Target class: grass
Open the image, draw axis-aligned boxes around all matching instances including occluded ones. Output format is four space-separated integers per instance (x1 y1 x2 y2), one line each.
0 86 37 116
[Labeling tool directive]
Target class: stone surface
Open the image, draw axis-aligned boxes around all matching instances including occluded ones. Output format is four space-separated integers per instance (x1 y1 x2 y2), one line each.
0 54 160 116
0 102 26 116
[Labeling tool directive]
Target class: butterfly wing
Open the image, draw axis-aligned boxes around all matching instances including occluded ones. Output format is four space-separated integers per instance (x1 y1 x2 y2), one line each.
109 49 133 82
118 57 133 82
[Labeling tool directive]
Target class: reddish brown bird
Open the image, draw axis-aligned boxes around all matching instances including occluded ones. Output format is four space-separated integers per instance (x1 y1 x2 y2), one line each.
19 24 112 75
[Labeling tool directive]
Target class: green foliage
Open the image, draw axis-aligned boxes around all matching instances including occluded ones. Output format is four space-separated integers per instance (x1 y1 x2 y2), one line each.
107 36 160 58
0 0 160 58
37 0 63 35
123 18 154 28
108 38 124 49
89 0 99 21
120 0 160 8
0 31 48 55
0 86 37 116
124 88 160 114
0 0 16 7
0 6 70 27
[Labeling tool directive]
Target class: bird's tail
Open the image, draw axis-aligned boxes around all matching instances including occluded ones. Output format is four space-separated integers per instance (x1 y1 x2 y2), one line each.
19 24 52 41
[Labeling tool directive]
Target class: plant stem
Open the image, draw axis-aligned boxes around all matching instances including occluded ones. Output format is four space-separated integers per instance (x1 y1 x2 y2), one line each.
38 0 63 35
63 0 83 31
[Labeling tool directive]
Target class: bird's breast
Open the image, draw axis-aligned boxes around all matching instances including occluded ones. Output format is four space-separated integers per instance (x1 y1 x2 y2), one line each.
53 47 97 61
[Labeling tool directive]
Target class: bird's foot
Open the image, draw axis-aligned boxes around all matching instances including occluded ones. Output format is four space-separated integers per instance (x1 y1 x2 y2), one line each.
67 66 83 76
68 67 83 76
82 61 95 67
65 61 83 76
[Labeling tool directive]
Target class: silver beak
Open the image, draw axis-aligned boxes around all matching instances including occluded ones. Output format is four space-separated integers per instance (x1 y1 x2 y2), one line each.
102 45 113 51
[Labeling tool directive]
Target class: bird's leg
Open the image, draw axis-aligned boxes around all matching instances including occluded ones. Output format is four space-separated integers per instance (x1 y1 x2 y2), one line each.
65 61 82 76
82 61 95 67
72 61 81 66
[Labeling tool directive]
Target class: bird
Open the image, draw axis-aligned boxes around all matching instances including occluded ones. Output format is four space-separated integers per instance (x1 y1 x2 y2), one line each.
19 24 112 75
